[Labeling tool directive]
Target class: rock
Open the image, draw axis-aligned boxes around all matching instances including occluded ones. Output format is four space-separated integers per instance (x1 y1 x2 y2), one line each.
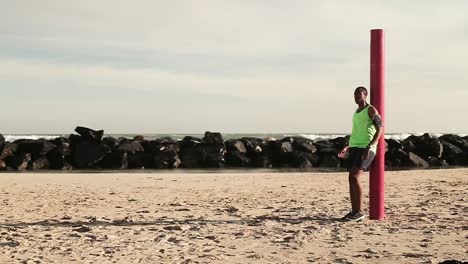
292 137 317 153
440 140 467 166
225 139 247 153
99 151 128 169
127 152 153 169
313 140 337 154
102 137 118 151
408 152 429 168
427 156 448 167
153 146 181 169
402 134 443 160
318 152 341 168
144 139 179 154
200 143 225 168
386 138 402 151
74 126 104 143
386 149 412 168
0 142 17 160
202 131 224 145
0 133 4 142
270 140 294 167
53 137 70 146
28 157 49 170
46 145 71 169
179 146 203 168
118 141 144 154
440 134 468 151
179 136 202 149
241 137 271 168
225 150 251 167
17 139 56 160
292 151 318 168
72 141 111 168
330 136 350 151
133 135 145 141
5 153 31 170
0 160 6 170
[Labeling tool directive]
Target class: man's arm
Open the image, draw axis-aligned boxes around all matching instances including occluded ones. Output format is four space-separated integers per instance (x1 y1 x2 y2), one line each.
368 106 384 147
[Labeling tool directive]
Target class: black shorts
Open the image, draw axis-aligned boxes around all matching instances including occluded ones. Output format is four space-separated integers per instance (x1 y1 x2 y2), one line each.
346 147 376 171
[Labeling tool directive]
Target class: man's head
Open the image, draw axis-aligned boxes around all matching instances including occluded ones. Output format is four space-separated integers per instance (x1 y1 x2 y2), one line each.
354 86 368 105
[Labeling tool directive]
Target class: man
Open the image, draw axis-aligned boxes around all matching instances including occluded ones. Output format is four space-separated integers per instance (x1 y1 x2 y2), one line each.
338 86 383 221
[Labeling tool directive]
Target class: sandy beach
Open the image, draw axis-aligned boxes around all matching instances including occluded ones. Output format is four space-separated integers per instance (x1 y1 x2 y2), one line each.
0 169 466 263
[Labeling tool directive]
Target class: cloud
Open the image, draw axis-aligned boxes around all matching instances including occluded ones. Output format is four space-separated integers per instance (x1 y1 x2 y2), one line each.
1 0 467 133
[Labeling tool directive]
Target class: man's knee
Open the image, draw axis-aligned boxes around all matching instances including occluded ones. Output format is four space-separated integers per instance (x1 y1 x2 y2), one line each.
348 168 362 182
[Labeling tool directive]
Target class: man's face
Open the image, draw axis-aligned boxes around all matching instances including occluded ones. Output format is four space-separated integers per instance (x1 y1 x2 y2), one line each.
354 90 366 104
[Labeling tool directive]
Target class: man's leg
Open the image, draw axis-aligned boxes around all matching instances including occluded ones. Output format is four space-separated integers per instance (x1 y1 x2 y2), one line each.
349 167 363 213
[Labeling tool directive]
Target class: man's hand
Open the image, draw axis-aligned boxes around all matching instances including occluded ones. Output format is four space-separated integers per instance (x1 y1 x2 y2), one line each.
338 146 349 159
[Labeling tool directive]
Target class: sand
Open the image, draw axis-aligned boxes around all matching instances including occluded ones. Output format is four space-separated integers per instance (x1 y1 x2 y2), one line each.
0 169 466 264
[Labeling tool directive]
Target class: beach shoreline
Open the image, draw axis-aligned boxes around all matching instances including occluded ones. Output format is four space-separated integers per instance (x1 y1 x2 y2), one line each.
1 169 466 263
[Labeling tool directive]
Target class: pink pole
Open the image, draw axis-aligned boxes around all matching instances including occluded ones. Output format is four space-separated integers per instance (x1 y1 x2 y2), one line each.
369 29 385 220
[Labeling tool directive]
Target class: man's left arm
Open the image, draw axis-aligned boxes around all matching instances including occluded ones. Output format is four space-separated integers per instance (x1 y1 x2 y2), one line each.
368 106 384 148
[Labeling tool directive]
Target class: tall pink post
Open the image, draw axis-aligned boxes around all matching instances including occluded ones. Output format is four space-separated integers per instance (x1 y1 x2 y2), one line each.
369 29 385 220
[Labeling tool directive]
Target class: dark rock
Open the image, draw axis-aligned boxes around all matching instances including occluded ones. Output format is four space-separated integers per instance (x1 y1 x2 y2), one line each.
200 143 225 168
118 141 144 154
270 140 294 167
69 134 84 148
427 156 448 167
402 134 443 160
225 139 247 153
240 137 265 153
153 146 181 169
385 138 402 151
144 139 179 154
440 140 468 166
180 136 203 149
74 126 104 143
292 151 318 168
240 137 272 168
291 137 317 153
440 134 468 151
0 133 4 142
0 142 17 160
385 149 413 168
5 153 31 171
133 135 145 141
329 136 349 151
318 152 340 168
408 152 429 168
313 140 337 154
202 131 224 145
102 137 118 151
72 141 111 168
99 151 128 169
225 150 251 167
128 152 154 169
46 145 71 169
17 140 56 160
52 137 70 146
179 146 203 168
28 157 49 170
0 160 6 170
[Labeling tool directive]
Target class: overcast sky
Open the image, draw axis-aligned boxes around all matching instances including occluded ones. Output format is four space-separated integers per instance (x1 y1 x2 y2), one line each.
1 0 467 134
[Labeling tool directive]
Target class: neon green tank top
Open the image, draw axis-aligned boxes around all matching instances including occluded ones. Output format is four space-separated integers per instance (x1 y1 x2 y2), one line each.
349 105 377 152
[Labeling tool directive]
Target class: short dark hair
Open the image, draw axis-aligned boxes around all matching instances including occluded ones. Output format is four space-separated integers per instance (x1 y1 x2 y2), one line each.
354 86 368 96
